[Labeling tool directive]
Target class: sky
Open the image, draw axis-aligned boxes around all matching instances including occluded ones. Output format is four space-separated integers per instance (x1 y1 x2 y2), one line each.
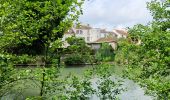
79 0 153 30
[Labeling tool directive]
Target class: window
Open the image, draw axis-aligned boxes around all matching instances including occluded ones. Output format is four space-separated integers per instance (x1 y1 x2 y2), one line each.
80 30 83 34
76 30 83 34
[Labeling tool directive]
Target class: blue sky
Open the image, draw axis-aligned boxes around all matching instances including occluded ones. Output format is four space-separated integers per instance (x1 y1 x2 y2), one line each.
79 0 153 30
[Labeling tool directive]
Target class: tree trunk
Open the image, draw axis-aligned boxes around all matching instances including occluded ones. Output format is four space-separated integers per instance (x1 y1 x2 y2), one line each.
40 45 48 97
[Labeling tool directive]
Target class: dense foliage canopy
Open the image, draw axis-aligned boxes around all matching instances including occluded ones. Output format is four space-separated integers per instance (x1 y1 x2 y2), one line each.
115 0 170 99
64 36 94 65
0 0 83 55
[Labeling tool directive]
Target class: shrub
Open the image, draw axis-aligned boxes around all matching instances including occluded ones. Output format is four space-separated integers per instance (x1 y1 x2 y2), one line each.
95 43 115 62
64 53 84 65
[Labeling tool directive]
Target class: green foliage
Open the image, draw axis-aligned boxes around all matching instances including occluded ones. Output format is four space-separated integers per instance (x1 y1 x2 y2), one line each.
115 23 170 99
97 79 122 100
1 64 123 99
0 0 84 55
14 55 36 65
64 53 85 65
116 23 170 99
115 1 170 99
59 63 124 100
95 43 115 62
0 54 18 97
0 54 14 88
66 36 92 54
0 57 124 99
64 36 95 65
93 63 124 100
0 0 124 99
0 0 85 99
147 0 170 31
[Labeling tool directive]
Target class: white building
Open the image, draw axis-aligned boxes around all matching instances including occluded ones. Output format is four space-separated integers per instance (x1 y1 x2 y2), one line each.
62 24 118 42
62 24 128 49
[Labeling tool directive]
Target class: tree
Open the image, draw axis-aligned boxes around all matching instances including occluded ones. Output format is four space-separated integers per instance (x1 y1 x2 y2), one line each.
0 0 84 55
0 0 124 99
64 36 94 65
95 43 115 62
147 0 170 31
115 0 170 99
0 0 84 98
66 36 92 54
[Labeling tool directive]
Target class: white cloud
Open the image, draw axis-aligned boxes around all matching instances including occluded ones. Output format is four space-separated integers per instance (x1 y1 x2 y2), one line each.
79 0 153 30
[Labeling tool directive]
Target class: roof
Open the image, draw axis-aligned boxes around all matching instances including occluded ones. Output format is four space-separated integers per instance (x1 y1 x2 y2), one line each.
100 29 107 33
93 37 117 43
87 37 117 49
115 29 128 36
100 29 117 35
76 24 92 30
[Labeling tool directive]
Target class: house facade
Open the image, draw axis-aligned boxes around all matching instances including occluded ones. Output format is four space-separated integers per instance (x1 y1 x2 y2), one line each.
87 37 117 50
62 24 118 42
113 29 128 38
62 24 128 50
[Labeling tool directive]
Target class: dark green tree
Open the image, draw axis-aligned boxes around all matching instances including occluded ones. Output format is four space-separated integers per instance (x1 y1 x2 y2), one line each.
66 36 91 54
0 0 84 55
0 0 84 98
64 36 94 65
95 43 115 62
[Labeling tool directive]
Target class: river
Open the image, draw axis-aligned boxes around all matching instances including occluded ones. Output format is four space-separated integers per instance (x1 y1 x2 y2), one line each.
1 65 154 100
61 65 153 100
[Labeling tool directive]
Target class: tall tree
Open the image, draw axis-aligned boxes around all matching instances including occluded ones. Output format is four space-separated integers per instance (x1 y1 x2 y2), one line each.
0 0 84 98
115 0 170 99
147 0 170 31
0 0 84 55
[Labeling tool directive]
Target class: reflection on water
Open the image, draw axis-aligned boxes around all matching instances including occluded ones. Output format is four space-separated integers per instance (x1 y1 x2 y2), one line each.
119 79 152 100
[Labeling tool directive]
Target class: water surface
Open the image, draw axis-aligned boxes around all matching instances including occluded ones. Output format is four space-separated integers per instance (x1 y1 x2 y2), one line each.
1 65 153 100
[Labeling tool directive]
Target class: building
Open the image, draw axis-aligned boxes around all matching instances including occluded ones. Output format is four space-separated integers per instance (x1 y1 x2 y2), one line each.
113 29 128 38
62 24 127 50
87 37 117 50
100 29 118 38
62 24 118 42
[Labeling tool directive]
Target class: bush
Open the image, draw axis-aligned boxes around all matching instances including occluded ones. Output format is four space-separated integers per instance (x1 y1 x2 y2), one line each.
14 55 36 65
95 43 115 62
64 36 96 65
0 54 36 65
115 24 170 99
64 53 84 65
64 53 97 65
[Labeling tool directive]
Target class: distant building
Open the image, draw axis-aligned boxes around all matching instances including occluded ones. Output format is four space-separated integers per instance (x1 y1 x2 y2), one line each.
100 29 117 38
62 24 128 50
113 29 128 38
87 37 117 50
